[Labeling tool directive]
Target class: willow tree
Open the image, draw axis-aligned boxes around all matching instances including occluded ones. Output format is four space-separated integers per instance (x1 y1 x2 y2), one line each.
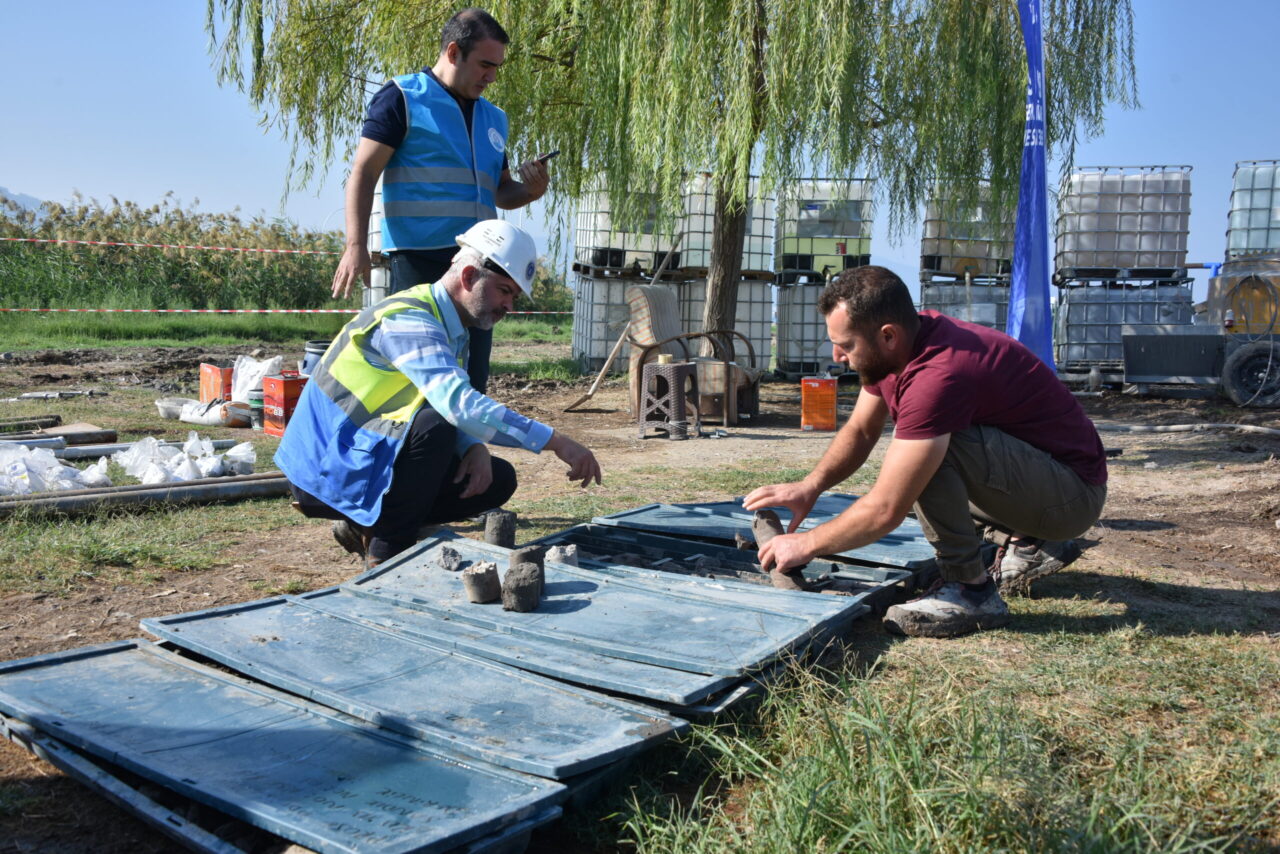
207 0 1135 333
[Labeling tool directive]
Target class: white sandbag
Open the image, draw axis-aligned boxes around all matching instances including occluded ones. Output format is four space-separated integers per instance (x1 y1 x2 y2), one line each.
179 400 224 426
231 355 283 404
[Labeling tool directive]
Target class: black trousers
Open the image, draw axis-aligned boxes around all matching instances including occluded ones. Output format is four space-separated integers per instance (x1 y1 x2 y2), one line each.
291 407 517 561
387 250 493 394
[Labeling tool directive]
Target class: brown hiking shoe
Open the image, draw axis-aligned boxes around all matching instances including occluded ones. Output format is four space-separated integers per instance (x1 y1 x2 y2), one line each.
992 538 1082 596
331 520 368 558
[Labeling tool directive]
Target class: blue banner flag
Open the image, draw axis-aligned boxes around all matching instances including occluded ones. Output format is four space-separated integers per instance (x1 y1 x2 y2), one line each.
1007 0 1056 368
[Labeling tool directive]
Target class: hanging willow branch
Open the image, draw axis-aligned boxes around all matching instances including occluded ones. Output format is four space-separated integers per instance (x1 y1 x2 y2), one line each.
206 0 1136 324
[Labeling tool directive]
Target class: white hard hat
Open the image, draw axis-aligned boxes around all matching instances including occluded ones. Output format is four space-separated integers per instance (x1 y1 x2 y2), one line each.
455 220 538 296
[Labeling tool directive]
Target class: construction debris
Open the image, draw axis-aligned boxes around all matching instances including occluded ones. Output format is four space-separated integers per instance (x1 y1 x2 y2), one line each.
437 545 464 572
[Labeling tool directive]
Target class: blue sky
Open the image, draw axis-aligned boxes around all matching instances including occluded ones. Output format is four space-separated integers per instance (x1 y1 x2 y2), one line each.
2 0 1275 300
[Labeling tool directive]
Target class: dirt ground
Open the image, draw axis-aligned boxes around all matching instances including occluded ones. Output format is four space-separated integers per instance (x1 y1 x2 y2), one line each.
0 345 1278 853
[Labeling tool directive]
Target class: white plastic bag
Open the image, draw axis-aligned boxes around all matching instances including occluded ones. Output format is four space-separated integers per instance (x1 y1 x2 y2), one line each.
168 455 202 482
79 457 112 488
223 441 257 476
139 461 172 485
231 354 283 403
195 455 225 478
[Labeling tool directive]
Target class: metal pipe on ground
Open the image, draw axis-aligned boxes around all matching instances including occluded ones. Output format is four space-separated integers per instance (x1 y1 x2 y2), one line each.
54 439 240 460
0 416 62 433
0 436 67 449
0 472 289 518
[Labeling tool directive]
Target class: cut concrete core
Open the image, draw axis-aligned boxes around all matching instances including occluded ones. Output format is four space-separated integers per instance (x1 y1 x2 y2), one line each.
502 561 542 612
462 561 500 603
750 509 813 591
484 510 517 548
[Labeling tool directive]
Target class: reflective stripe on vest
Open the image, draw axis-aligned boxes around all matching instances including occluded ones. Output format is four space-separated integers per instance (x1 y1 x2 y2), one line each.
381 72 508 251
312 283 459 439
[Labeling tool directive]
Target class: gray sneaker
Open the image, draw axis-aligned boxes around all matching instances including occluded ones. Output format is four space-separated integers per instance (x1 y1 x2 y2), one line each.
883 581 1010 638
993 538 1081 596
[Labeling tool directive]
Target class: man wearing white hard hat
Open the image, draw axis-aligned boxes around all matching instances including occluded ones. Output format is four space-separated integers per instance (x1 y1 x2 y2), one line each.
278 220 601 566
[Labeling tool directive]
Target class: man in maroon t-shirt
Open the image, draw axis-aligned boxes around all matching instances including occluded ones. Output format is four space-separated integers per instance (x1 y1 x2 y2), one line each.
745 266 1107 638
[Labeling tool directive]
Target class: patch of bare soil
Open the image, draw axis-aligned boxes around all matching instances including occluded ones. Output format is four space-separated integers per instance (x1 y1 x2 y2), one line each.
1 348 1278 852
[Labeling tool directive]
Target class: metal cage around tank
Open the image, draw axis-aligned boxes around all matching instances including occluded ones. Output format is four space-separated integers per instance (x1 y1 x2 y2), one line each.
678 173 776 276
573 179 680 276
773 179 874 285
1226 159 1280 260
1054 165 1192 281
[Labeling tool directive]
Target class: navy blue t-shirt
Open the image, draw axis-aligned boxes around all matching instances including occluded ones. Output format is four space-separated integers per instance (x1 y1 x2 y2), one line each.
361 67 509 172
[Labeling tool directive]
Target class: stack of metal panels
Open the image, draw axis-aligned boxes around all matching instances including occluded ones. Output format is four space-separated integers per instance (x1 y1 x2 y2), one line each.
0 498 928 852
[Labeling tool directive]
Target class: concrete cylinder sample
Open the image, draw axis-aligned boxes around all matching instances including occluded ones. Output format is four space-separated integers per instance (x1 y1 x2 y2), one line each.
484 509 517 548
462 561 501 603
509 545 546 596
502 561 542 612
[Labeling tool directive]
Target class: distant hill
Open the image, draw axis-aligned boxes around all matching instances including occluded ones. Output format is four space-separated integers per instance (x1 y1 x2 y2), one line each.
0 185 45 225
0 186 45 218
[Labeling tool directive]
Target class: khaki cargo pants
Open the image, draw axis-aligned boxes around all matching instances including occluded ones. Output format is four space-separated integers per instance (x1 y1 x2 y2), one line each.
913 425 1107 582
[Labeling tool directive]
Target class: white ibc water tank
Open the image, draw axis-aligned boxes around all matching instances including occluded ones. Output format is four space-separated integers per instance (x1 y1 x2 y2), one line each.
679 278 774 368
775 178 874 284
680 173 775 274
920 184 1013 280
1055 166 1191 274
573 178 677 274
1226 159 1280 259
776 283 834 374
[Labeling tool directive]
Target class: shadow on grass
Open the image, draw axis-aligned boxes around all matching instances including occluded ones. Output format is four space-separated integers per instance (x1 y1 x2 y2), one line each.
1007 568 1280 637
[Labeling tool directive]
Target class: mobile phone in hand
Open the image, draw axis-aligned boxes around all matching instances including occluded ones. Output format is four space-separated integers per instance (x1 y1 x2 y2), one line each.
536 150 560 164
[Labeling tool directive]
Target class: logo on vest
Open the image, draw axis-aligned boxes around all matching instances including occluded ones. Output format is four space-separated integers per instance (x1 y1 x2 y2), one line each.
488 128 504 154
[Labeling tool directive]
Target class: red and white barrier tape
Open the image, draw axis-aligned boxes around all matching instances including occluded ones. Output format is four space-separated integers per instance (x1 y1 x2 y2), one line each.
0 307 570 315
0 236 339 256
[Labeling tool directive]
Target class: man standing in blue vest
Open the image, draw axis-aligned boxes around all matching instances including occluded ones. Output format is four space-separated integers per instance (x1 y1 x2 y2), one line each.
282 220 601 568
330 7 550 395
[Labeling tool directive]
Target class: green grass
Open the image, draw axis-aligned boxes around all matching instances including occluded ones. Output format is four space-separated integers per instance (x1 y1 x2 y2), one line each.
0 499 300 594
0 306 568 352
491 357 581 382
0 312 350 351
605 624 1280 853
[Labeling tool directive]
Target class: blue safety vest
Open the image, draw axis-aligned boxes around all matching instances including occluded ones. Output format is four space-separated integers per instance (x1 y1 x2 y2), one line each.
381 72 508 251
274 283 464 524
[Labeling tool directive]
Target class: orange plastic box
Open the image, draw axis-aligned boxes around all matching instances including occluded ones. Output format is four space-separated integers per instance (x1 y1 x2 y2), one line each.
199 363 234 403
262 371 308 437
800 377 837 431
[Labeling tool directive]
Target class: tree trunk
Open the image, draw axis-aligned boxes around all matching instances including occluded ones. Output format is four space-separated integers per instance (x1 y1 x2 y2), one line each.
701 175 748 344
700 0 766 345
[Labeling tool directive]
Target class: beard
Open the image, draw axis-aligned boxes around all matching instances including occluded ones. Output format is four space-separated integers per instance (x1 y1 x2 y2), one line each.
854 348 896 386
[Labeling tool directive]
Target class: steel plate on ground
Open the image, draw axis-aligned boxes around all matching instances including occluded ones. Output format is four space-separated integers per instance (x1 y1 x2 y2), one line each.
142 595 685 779
296 587 739 706
347 534 857 677
0 640 564 854
594 493 936 569
532 523 910 610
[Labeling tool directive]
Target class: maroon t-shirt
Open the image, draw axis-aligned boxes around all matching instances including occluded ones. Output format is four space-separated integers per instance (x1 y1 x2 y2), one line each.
863 311 1107 485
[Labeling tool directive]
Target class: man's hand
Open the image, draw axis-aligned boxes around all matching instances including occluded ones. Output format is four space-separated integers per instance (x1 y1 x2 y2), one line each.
454 443 493 499
514 158 550 202
546 432 602 487
758 531 816 573
742 481 820 533
332 244 371 300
